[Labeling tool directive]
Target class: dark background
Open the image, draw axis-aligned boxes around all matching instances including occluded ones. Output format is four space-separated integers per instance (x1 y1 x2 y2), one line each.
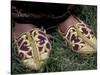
12 1 82 32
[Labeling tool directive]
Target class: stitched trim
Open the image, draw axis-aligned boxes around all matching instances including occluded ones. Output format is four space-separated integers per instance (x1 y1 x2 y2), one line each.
73 22 96 50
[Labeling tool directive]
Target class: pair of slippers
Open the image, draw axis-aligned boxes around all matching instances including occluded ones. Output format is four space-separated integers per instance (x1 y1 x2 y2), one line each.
13 15 96 70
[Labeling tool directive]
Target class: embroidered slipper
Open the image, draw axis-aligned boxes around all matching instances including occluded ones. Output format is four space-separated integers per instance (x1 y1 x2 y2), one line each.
13 23 52 70
58 15 96 55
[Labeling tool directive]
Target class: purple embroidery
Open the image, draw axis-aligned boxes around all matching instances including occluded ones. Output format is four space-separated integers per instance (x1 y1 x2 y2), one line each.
71 34 76 42
81 28 88 34
20 42 29 51
46 43 50 49
90 31 94 35
71 34 80 43
74 38 80 43
73 44 79 50
27 51 32 56
38 36 46 45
